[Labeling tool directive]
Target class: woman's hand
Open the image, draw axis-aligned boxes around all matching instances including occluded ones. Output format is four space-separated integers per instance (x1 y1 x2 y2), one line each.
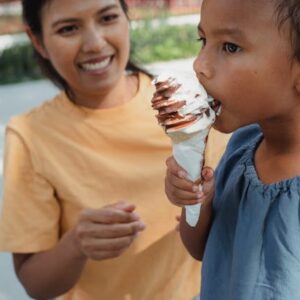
165 156 215 208
73 202 146 260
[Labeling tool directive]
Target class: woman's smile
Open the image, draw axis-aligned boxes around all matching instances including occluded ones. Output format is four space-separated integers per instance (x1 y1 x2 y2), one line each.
78 55 113 73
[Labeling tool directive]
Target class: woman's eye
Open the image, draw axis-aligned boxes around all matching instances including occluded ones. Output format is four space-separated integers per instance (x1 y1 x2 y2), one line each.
57 25 78 35
101 14 119 23
223 42 241 53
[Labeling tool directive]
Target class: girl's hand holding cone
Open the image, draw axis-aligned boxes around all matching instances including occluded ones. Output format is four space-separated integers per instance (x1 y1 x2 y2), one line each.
165 156 215 210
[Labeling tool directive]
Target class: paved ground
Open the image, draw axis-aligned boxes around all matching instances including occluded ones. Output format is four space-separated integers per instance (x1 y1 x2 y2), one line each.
0 58 195 299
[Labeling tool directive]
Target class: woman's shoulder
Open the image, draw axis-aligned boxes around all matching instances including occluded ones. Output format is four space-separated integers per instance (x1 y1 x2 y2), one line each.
7 92 68 132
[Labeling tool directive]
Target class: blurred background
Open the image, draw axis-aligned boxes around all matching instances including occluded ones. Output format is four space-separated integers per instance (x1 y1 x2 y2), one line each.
0 0 201 84
0 0 200 299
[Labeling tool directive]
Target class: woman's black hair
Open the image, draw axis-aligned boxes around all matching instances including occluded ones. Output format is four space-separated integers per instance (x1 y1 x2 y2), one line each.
22 0 152 95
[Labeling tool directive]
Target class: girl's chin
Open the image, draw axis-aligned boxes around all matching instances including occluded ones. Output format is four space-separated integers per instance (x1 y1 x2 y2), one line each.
212 119 234 134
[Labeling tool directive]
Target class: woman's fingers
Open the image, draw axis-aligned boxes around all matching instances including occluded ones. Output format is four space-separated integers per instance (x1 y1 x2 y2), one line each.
80 206 140 224
74 204 146 260
105 201 136 213
83 235 136 252
89 249 125 260
77 220 146 239
81 235 137 260
77 225 143 260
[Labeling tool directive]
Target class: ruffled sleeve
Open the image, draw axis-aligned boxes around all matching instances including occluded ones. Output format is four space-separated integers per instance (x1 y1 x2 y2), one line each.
213 124 262 209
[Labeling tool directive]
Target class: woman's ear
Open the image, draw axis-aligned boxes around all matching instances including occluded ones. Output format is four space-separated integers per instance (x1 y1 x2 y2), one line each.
25 25 49 59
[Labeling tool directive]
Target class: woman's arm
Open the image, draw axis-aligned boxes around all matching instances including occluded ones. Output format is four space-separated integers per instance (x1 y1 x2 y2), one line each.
14 229 86 299
13 202 145 299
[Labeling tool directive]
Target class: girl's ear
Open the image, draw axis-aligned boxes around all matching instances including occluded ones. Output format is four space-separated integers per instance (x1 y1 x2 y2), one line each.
295 78 300 95
294 61 300 94
25 26 49 59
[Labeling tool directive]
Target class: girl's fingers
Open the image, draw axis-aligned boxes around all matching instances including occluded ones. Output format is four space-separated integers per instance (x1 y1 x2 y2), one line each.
172 199 202 207
166 157 203 193
202 166 214 182
166 169 195 192
201 166 215 195
165 176 199 200
166 156 188 178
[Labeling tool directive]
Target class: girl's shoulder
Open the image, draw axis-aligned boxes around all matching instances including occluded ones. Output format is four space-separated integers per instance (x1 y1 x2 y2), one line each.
225 123 261 155
216 124 261 175
215 124 300 205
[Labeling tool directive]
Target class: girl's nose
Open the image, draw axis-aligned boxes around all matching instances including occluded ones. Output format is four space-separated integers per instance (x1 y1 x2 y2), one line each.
81 27 107 53
193 50 214 80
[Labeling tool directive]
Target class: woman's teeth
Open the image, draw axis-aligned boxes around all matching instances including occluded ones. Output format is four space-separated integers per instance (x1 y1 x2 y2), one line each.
80 57 110 71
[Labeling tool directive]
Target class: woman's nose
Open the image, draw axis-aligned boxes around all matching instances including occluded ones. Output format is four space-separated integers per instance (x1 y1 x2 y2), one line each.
193 49 214 80
81 27 107 53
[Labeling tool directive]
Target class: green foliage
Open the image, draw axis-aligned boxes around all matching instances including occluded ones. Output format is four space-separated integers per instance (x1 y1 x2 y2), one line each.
0 23 200 85
0 42 42 84
131 23 200 64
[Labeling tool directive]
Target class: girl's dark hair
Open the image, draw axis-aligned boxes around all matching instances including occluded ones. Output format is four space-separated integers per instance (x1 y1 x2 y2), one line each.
22 0 152 94
275 0 300 61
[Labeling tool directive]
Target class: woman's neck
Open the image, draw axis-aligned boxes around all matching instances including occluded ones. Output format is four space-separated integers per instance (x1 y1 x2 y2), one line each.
70 73 139 109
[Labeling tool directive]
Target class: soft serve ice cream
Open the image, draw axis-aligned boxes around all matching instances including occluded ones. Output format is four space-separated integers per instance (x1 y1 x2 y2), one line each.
152 72 220 226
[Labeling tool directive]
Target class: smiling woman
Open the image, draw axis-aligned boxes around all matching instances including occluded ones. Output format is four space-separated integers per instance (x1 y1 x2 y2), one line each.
23 0 145 107
0 0 221 299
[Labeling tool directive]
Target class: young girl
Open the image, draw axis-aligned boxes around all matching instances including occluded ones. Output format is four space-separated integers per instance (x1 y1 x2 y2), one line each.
0 0 230 299
165 0 300 299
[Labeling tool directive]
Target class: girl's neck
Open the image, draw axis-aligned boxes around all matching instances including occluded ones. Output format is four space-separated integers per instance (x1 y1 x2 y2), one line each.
70 73 139 109
255 114 300 184
259 112 300 154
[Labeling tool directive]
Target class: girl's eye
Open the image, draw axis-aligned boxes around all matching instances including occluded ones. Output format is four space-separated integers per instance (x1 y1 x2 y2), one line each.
197 37 206 47
101 14 119 23
57 25 78 35
223 42 241 53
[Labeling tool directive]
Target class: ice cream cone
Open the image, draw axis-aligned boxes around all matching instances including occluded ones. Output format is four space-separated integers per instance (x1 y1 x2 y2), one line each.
168 116 211 226
152 72 220 226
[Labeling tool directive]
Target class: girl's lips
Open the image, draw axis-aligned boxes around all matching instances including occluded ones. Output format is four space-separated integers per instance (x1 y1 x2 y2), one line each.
209 98 222 116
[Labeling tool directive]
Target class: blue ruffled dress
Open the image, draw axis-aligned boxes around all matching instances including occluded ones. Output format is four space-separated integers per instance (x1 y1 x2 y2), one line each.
200 124 300 300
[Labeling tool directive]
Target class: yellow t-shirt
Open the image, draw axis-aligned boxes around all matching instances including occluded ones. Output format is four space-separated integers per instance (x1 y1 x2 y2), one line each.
0 72 229 300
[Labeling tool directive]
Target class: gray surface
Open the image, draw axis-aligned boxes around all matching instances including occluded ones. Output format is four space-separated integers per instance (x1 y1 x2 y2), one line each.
0 58 194 299
0 80 59 300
